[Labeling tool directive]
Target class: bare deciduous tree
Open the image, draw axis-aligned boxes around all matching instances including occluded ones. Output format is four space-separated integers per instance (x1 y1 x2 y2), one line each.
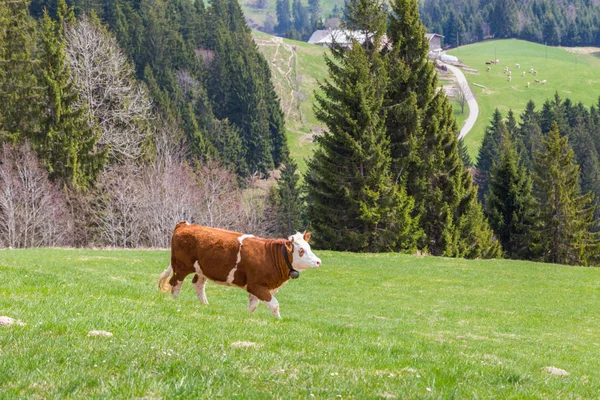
0 143 73 248
65 15 152 162
456 81 472 114
94 162 144 248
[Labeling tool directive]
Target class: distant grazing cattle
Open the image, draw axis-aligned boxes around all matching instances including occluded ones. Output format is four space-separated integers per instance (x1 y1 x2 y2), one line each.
487 66 491 72
529 68 534 74
495 59 500 64
485 61 493 65
158 222 322 318
541 79 547 84
527 82 530 88
515 63 520 69
534 79 540 83
522 71 526 77
508 76 512 81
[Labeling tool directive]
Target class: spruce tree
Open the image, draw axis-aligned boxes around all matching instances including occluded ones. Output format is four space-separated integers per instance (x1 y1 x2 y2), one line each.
476 108 506 201
517 100 542 170
0 0 39 143
306 0 419 252
569 115 600 223
485 132 536 259
386 0 500 258
37 0 106 189
531 122 599 266
275 0 292 35
267 157 305 237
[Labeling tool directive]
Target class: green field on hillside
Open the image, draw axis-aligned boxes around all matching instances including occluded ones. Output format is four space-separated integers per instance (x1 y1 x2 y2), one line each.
253 30 330 172
2 248 600 398
448 39 600 160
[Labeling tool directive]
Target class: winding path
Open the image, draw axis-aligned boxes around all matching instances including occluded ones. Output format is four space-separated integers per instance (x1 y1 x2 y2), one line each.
443 63 478 139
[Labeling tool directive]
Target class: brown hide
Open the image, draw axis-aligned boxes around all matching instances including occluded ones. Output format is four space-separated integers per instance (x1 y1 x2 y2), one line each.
169 223 293 302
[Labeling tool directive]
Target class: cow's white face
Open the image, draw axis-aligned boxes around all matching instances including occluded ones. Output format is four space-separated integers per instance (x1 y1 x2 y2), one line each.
289 232 321 271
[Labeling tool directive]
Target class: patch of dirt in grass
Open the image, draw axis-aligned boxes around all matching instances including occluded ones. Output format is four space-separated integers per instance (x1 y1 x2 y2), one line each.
0 316 26 327
481 89 498 95
88 330 113 337
544 366 569 376
561 46 600 56
230 341 262 348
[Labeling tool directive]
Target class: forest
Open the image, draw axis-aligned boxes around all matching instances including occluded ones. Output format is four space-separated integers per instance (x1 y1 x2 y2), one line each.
0 0 300 248
420 0 600 48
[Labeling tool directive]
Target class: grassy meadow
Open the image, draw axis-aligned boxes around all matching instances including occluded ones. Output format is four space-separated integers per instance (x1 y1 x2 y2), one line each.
2 248 600 398
447 39 600 159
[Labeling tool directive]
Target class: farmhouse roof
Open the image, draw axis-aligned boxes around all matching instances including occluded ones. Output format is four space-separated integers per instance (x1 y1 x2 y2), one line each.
307 29 391 49
425 33 444 41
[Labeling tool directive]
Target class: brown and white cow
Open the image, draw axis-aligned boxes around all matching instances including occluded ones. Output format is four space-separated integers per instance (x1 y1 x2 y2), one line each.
158 222 321 318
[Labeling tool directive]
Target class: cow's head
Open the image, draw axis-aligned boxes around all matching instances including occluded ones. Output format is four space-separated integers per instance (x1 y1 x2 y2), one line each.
288 231 321 271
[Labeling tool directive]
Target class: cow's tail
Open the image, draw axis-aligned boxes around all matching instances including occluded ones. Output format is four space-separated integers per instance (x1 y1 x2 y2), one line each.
158 264 173 292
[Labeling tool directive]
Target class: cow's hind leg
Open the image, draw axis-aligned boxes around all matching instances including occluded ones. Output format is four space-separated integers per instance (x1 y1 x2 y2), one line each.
192 273 209 304
169 274 184 298
248 286 280 318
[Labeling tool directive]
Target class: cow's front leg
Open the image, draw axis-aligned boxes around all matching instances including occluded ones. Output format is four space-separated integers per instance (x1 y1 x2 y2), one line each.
248 286 281 318
264 296 280 319
248 293 259 313
192 273 208 304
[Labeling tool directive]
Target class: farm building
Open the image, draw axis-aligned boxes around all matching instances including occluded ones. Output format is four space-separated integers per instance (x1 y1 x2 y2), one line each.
307 29 392 49
426 33 444 52
308 29 443 56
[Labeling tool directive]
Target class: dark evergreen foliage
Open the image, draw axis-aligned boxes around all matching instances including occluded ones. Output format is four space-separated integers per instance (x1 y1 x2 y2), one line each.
306 0 420 252
37 0 106 190
531 122 599 266
476 108 505 202
485 132 536 259
420 0 600 47
386 0 500 258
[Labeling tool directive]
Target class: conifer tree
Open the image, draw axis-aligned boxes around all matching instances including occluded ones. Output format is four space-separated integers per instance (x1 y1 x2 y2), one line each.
275 0 292 35
386 0 499 258
0 0 39 143
517 100 542 170
306 0 419 252
531 122 599 265
485 132 536 259
569 115 600 223
458 138 472 168
37 0 106 189
267 157 305 237
476 108 506 201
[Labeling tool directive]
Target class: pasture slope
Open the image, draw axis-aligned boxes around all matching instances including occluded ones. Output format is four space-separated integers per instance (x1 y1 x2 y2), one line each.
2 248 600 398
253 30 329 173
447 39 600 159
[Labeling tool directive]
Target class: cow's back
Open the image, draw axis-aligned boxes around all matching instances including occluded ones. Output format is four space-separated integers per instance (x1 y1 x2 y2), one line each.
171 224 243 282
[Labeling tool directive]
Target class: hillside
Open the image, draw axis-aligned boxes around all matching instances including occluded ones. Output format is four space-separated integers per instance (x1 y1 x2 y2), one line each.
2 248 600 397
447 39 600 159
253 30 330 172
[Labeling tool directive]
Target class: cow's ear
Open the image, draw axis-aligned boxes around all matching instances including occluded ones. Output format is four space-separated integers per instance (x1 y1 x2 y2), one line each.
303 231 311 242
285 241 293 253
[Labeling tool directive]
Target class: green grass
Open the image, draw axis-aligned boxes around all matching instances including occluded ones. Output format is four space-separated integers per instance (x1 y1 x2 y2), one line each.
2 248 600 398
447 39 600 160
253 30 330 173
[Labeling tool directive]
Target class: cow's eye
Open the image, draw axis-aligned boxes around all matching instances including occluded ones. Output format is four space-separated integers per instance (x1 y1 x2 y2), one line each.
299 248 305 257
